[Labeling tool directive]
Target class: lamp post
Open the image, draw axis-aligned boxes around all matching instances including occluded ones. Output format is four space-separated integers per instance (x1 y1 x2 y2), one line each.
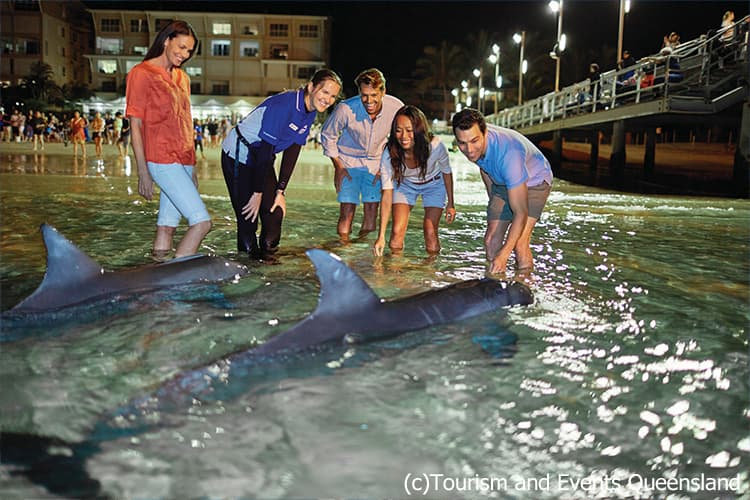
488 43 501 116
473 67 482 112
617 0 631 63
549 0 564 92
463 79 472 107
513 31 526 105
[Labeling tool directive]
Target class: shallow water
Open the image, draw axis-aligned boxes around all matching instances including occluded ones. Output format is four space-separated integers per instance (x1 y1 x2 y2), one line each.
1 146 748 499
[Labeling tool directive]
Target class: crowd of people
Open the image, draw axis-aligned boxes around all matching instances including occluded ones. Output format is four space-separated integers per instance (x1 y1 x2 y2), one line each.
0 105 235 161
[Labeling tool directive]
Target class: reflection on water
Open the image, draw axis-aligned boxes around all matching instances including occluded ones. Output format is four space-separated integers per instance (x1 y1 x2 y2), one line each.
1 146 748 498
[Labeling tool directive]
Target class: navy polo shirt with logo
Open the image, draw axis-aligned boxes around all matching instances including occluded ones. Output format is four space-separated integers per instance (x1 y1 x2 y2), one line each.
222 88 314 163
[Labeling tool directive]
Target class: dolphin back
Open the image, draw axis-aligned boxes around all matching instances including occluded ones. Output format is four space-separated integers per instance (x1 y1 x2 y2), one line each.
10 224 104 312
9 224 248 314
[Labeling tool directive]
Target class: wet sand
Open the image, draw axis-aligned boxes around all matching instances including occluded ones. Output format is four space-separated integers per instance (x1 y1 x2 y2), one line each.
539 140 743 197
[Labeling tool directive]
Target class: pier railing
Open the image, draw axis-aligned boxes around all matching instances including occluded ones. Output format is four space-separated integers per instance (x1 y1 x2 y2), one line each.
491 15 749 130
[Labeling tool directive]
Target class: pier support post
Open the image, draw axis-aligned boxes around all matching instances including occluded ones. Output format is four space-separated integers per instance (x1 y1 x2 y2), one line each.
589 130 599 171
552 130 563 172
644 128 656 178
610 120 626 176
734 101 750 197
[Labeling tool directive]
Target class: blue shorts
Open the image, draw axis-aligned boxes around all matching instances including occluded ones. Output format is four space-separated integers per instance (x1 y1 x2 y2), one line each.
392 175 446 208
147 162 211 227
337 167 382 205
487 181 551 221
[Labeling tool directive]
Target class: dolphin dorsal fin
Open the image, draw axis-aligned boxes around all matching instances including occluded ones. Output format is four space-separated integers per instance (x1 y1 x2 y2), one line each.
305 249 380 316
40 224 103 286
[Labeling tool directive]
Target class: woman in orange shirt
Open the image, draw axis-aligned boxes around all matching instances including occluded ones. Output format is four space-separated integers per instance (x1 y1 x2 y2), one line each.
126 20 211 259
69 110 87 159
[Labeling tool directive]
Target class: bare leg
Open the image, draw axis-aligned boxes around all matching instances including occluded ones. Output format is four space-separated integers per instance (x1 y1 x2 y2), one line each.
153 225 176 256
338 203 356 239
388 203 412 252
484 220 511 262
513 216 540 270
360 202 379 235
175 220 212 258
423 207 443 254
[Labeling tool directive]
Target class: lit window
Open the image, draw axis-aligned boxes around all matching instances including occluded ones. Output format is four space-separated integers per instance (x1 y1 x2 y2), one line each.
239 41 259 57
269 23 289 37
97 60 118 74
184 66 203 77
133 46 148 55
213 22 231 35
96 37 123 55
211 40 230 56
243 24 259 35
299 24 319 38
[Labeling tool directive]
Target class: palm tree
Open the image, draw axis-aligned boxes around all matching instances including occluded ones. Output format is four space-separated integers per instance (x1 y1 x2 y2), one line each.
22 62 63 103
413 41 464 121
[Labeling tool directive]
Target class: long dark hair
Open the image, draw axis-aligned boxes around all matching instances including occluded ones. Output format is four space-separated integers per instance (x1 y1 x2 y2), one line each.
386 105 432 186
143 20 199 64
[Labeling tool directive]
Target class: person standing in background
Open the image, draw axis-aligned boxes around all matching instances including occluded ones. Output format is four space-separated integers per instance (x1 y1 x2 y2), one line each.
69 110 87 158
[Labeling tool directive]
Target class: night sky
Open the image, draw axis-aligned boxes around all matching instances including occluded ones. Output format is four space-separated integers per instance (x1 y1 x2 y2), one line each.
84 0 747 95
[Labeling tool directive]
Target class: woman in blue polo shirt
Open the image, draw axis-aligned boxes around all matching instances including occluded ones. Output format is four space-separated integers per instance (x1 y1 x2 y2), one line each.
221 69 342 258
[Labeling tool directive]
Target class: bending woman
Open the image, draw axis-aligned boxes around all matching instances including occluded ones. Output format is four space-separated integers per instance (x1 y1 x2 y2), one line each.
374 105 456 256
126 20 211 259
221 69 342 258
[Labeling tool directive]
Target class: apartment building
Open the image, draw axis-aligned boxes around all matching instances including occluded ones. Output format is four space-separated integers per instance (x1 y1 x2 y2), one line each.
85 8 331 115
0 0 92 88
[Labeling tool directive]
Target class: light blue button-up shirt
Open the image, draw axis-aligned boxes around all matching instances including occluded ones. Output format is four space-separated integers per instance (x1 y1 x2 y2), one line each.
476 125 553 189
321 93 403 175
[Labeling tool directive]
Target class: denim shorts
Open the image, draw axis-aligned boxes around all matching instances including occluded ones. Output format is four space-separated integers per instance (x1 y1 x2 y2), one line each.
487 181 551 221
392 175 446 208
337 166 382 205
147 162 211 227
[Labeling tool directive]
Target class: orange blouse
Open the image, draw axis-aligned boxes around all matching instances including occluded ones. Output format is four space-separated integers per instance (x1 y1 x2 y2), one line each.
125 61 195 165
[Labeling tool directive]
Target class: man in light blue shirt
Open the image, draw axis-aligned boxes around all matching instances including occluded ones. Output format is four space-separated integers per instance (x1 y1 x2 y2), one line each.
453 108 553 274
321 68 403 238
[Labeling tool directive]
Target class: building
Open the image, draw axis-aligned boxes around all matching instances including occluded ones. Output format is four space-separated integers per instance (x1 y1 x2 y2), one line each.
0 0 92 88
84 8 331 117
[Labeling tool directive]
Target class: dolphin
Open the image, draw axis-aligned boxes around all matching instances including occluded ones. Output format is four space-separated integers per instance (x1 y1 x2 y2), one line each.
8 224 248 314
146 249 533 404
251 249 533 355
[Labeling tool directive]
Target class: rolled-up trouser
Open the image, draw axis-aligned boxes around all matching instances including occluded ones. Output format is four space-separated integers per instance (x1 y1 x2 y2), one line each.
221 150 283 255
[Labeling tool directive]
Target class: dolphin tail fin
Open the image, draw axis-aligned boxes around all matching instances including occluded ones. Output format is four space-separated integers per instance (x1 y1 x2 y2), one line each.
305 249 380 315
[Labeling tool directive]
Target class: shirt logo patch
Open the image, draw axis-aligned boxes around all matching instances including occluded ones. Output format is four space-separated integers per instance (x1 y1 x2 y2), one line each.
299 125 308 135
289 123 299 131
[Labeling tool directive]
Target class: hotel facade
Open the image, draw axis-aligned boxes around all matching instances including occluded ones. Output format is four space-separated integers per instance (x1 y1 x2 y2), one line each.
1 1 332 117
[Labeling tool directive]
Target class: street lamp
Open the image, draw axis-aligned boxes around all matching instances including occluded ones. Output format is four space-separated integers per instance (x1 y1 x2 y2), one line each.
513 31 527 105
617 0 631 63
473 67 482 112
549 0 565 92
488 44 501 116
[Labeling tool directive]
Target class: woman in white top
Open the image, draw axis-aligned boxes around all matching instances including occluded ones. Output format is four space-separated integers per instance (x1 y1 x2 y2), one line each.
374 105 456 255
